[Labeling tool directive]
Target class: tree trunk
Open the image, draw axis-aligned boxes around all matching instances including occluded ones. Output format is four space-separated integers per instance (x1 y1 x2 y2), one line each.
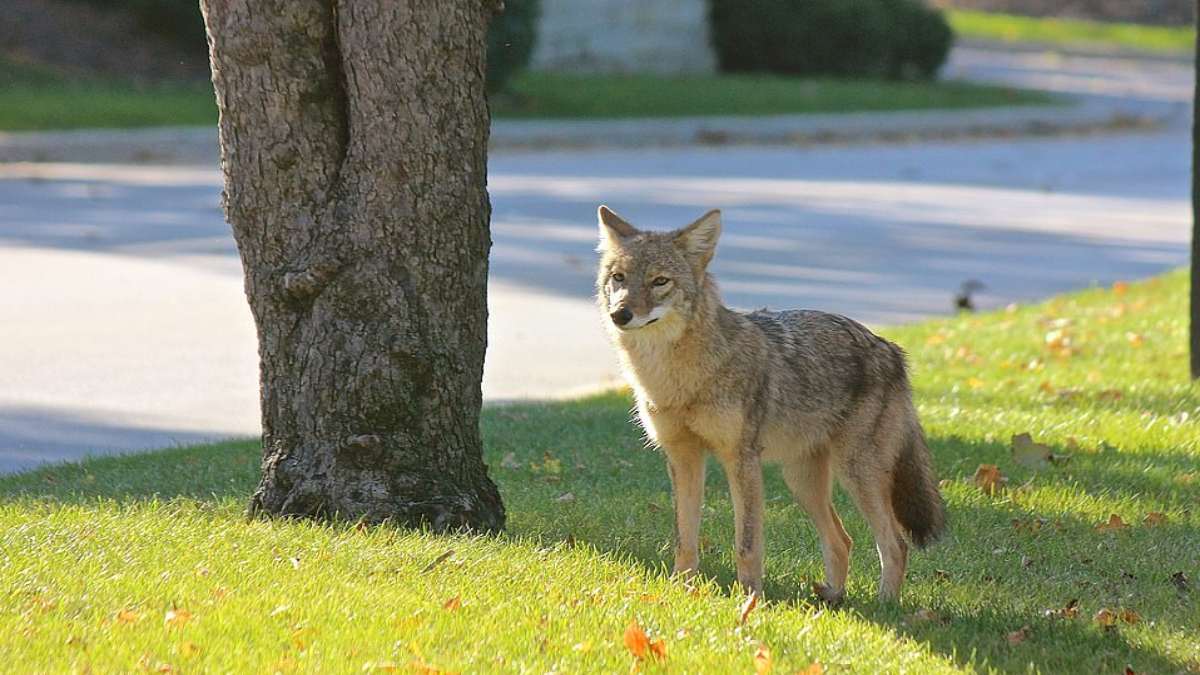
1193 0 1200 379
200 0 505 530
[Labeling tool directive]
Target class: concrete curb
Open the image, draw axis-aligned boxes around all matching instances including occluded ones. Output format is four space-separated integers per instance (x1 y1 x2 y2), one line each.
0 94 1179 164
957 37 1194 65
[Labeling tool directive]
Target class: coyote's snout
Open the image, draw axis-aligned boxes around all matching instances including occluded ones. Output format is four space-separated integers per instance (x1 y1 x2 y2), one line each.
596 205 945 601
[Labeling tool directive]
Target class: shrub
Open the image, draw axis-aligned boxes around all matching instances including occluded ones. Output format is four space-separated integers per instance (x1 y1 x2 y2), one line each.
708 0 954 80
487 0 541 94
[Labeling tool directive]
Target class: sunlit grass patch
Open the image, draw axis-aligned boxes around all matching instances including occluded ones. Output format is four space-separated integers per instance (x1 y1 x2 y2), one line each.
2 269 1196 673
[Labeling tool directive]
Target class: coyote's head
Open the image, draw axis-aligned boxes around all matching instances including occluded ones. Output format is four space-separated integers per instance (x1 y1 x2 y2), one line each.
595 205 721 335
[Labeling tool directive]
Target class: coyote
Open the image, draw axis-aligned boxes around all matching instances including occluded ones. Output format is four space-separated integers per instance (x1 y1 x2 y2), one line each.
595 205 945 601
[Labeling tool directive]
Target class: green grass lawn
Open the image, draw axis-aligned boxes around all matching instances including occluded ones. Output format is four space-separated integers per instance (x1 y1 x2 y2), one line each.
0 57 1050 131
948 9 1196 56
2 269 1197 673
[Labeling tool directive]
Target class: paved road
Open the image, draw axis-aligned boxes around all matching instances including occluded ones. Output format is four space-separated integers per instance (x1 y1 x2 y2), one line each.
0 47 1192 472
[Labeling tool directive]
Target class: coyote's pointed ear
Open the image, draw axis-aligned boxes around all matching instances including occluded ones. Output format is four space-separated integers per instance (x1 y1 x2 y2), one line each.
674 209 722 267
597 205 639 250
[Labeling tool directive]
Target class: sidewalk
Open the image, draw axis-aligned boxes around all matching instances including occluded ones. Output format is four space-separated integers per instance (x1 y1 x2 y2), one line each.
0 96 1174 164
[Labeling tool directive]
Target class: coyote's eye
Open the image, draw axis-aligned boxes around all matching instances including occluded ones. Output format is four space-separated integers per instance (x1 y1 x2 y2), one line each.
652 276 670 286
611 272 625 283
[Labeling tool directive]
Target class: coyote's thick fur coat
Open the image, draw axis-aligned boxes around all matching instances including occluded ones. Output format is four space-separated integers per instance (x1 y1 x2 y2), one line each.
595 206 945 601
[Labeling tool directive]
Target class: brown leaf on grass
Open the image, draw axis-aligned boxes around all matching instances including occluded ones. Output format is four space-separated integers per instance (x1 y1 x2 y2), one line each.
1143 512 1167 527
624 621 649 658
1094 514 1129 533
904 608 942 625
738 592 759 625
442 596 461 611
406 660 456 675
421 549 455 574
624 621 663 661
973 464 1006 495
648 637 667 660
1125 332 1145 348
1043 599 1079 620
1093 608 1117 628
164 608 192 629
1170 571 1191 593
1118 609 1141 625
796 663 824 675
1097 389 1124 401
753 645 772 675
1012 433 1054 468
1123 667 1136 675
1005 625 1031 646
179 642 201 658
116 608 141 625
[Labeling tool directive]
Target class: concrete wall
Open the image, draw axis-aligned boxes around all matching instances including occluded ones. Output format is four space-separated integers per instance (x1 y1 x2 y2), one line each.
530 0 716 74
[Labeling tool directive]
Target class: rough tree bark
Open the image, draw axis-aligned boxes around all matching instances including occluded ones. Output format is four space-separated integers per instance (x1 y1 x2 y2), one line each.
200 0 505 529
1193 0 1200 378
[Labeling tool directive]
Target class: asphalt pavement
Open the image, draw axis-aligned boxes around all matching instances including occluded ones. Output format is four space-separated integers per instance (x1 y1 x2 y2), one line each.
0 46 1192 472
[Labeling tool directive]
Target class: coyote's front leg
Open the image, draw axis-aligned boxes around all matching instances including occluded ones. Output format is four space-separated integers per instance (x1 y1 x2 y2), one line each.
720 451 765 595
664 444 707 578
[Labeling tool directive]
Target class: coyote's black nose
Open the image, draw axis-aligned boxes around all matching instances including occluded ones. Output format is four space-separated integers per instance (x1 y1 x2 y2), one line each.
610 307 633 326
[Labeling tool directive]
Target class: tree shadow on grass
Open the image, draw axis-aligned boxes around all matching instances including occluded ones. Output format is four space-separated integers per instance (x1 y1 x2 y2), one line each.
2 396 1195 673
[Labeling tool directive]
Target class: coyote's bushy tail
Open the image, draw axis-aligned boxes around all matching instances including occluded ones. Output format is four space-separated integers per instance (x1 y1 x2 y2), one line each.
891 427 946 548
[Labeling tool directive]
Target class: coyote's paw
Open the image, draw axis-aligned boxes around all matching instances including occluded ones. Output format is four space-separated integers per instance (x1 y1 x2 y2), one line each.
812 582 846 607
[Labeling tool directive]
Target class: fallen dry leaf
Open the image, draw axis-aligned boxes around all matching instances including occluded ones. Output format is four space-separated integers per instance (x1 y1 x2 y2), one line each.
738 591 759 625
795 662 824 675
116 608 141 625
1171 571 1191 593
649 637 667 660
1094 514 1129 533
623 621 648 658
442 596 461 611
420 549 455 574
1097 389 1124 401
1011 433 1053 468
973 464 1006 495
1125 332 1145 348
1005 625 1031 646
179 642 201 658
1043 598 1079 620
1118 609 1141 625
1143 512 1167 527
753 645 772 675
164 608 192 629
1093 608 1117 628
905 608 941 625
624 621 653 660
